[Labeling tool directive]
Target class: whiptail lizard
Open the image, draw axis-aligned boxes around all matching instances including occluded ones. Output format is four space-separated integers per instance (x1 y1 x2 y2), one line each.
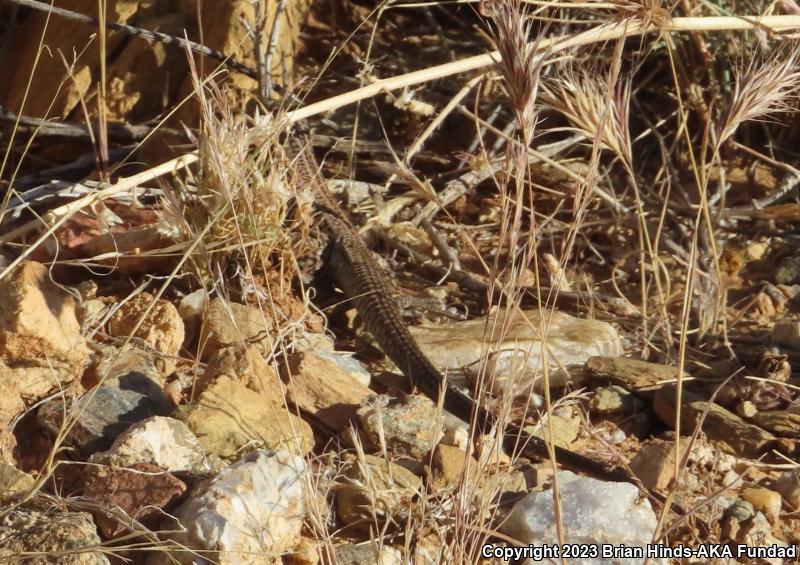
290 137 635 483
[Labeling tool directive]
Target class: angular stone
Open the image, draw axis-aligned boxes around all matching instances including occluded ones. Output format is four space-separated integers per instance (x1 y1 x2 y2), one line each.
108 292 184 358
0 507 110 564
200 344 281 396
0 261 89 400
629 440 677 492
525 413 580 450
653 385 777 458
0 373 24 463
501 472 666 565
428 443 478 491
38 370 173 454
198 299 274 361
284 351 373 432
410 308 623 392
752 410 800 438
337 454 422 528
357 394 441 459
83 462 186 538
152 449 307 565
181 375 313 458
590 385 645 416
334 543 404 565
0 462 35 499
741 487 782 523
89 416 221 476
584 356 686 396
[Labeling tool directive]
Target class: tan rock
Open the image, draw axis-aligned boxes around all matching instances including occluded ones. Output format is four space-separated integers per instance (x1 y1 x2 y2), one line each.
584 356 686 396
182 375 313 458
83 462 186 538
201 344 282 397
0 261 89 400
283 351 373 432
0 462 35 499
198 299 274 361
741 487 782 523
525 413 580 450
409 308 623 393
752 410 800 438
286 536 320 565
630 440 677 492
108 292 184 358
0 374 23 463
654 384 777 458
336 454 422 527
428 443 478 491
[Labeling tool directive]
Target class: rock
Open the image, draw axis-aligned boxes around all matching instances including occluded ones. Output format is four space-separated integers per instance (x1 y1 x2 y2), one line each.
337 454 422 528
0 507 110 564
751 410 800 437
92 345 164 386
721 504 790 565
775 256 800 285
89 416 221 476
525 412 580 449
0 261 89 400
500 472 666 565
772 470 800 508
653 384 777 458
357 394 441 459
741 487 782 523
410 308 622 393
286 536 320 565
108 292 184 359
152 449 306 565
334 543 404 565
590 385 645 416
284 351 373 432
82 462 186 538
0 462 35 499
428 443 478 491
198 298 274 361
584 356 685 396
201 344 281 396
38 369 173 454
181 375 313 459
177 288 208 343
0 373 24 462
80 224 178 275
771 321 800 349
736 400 758 418
317 350 372 387
629 440 677 492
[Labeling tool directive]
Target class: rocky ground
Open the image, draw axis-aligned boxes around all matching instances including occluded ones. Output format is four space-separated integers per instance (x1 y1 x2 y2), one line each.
2 1 800 564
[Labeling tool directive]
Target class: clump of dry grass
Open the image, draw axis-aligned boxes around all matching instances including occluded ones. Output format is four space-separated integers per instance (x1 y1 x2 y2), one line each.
716 48 800 147
483 0 544 146
541 71 633 169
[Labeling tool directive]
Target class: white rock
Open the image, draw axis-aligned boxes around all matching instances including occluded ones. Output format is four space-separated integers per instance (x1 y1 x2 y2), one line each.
501 472 666 565
410 308 622 394
150 449 306 564
89 416 221 475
